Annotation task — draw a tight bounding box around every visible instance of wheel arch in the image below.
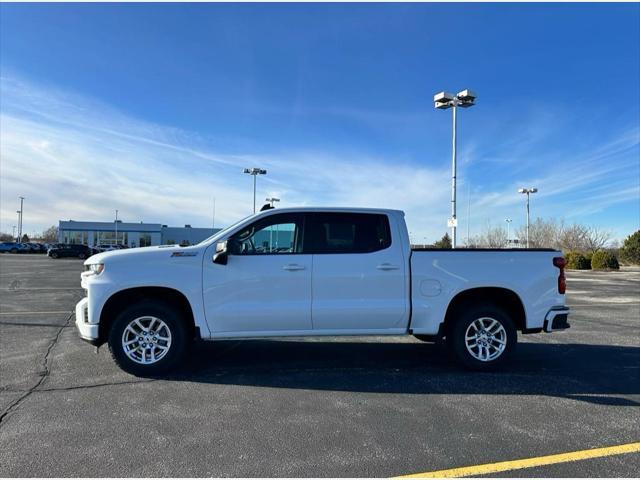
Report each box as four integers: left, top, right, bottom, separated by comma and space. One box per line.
99, 286, 197, 343
442, 286, 527, 334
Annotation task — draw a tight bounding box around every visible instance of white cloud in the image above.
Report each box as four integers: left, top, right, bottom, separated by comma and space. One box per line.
0, 76, 453, 240
1, 75, 638, 243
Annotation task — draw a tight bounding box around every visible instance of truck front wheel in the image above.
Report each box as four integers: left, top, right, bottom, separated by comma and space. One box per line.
449, 304, 517, 370
108, 301, 189, 376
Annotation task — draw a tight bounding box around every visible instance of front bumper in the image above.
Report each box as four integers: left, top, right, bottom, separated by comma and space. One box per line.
543, 306, 571, 332
75, 297, 100, 345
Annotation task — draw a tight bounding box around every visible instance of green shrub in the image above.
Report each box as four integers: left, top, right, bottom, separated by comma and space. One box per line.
591, 250, 620, 270
584, 251, 594, 265
620, 230, 640, 265
565, 251, 591, 270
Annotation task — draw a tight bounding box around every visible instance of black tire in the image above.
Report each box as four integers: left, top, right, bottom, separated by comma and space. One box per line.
10, 248, 17, 254
50, 252, 58, 259
78, 252, 87, 259
448, 303, 517, 370
108, 300, 189, 376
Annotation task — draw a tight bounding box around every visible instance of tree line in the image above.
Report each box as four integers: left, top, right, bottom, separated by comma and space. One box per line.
467, 218, 614, 252
0, 226, 58, 243
423, 219, 639, 266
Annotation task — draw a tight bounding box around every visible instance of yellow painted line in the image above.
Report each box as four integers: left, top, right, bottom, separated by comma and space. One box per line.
396, 441, 640, 478
0, 311, 70, 315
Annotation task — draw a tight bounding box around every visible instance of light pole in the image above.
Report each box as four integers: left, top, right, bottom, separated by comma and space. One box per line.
115, 209, 119, 246
12, 225, 16, 240
505, 218, 512, 246
243, 167, 267, 213
18, 196, 24, 240
434, 89, 476, 248
518, 188, 538, 248
16, 211, 21, 241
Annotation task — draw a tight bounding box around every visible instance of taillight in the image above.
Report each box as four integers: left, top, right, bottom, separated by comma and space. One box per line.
553, 256, 566, 294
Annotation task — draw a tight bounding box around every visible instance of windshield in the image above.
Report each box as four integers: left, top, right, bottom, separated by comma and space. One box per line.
196, 213, 256, 246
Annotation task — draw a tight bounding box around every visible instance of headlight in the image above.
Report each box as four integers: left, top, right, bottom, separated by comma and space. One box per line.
86, 263, 104, 275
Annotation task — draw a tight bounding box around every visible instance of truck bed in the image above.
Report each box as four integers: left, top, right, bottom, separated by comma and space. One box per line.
408, 248, 564, 335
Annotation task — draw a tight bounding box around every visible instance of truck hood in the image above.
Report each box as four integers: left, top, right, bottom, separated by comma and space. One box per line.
85, 245, 203, 265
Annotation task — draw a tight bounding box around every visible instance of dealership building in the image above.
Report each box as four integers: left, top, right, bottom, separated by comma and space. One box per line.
58, 220, 220, 248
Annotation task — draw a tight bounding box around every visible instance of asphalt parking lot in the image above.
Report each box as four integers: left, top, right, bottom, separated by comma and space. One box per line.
0, 254, 638, 477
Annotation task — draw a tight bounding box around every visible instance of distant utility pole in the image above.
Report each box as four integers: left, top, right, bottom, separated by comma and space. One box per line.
518, 188, 538, 248
243, 167, 267, 213
505, 218, 512, 246
433, 89, 477, 248
115, 209, 119, 245
12, 226, 16, 239
212, 197, 216, 229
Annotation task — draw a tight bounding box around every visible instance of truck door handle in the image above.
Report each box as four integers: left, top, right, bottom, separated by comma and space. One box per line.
377, 263, 400, 271
283, 264, 305, 271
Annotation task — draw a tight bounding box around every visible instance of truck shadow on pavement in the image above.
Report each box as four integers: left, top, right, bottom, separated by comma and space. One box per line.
167, 339, 640, 407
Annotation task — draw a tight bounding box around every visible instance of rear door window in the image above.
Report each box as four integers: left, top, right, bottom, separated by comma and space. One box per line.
303, 213, 391, 254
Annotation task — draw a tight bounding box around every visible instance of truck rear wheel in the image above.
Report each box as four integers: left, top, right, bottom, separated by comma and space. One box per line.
449, 304, 516, 370
108, 300, 189, 376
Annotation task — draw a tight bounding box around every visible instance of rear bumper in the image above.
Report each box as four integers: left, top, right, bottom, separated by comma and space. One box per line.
543, 306, 570, 332
75, 297, 100, 344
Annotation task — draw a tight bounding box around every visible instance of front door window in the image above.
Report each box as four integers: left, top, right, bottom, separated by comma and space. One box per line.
230, 213, 302, 255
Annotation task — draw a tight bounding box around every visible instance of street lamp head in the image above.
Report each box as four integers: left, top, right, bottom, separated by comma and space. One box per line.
434, 90, 476, 109
434, 91, 454, 103
456, 89, 476, 108
434, 91, 454, 110
530, 188, 538, 193
243, 167, 267, 175
456, 89, 476, 103
518, 187, 538, 194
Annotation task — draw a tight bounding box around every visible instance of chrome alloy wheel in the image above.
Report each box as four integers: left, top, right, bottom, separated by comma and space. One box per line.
464, 317, 507, 362
121, 316, 172, 365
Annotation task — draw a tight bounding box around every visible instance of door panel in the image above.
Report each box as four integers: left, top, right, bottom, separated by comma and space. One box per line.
202, 213, 312, 334
203, 254, 312, 333
311, 251, 407, 330
304, 213, 408, 330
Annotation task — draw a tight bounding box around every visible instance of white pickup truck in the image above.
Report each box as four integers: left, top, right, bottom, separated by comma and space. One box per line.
76, 207, 570, 375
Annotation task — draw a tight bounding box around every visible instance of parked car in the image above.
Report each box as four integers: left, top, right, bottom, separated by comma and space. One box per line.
25, 242, 46, 253
76, 207, 570, 376
48, 244, 94, 259
0, 242, 28, 254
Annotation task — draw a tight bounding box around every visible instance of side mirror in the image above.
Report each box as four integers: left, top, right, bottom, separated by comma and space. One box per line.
213, 241, 228, 265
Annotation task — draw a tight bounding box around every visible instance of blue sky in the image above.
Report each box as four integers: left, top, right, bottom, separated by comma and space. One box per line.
1, 3, 639, 243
